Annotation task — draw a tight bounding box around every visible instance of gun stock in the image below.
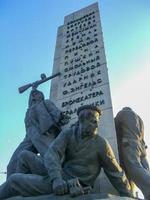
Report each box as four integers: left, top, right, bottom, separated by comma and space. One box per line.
18, 83, 32, 94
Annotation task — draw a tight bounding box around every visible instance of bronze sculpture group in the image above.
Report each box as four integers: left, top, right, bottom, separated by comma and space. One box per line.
0, 85, 150, 200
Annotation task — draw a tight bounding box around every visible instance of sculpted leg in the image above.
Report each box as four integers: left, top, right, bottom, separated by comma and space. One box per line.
123, 144, 150, 199
7, 139, 37, 178
0, 173, 52, 199
16, 150, 47, 175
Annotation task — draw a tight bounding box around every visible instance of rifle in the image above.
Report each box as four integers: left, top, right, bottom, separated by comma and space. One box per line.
18, 72, 60, 94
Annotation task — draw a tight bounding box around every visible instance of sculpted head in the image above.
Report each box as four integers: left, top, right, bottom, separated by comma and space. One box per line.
77, 105, 101, 137
28, 89, 44, 107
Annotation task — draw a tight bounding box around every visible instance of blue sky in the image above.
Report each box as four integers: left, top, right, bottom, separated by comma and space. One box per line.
0, 0, 150, 187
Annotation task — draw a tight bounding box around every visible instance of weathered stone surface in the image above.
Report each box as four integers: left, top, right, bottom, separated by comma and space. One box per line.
6, 193, 135, 200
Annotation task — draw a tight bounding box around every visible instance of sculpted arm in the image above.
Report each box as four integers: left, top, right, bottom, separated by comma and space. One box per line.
44, 129, 70, 195
44, 100, 70, 125
44, 100, 62, 123
99, 138, 132, 197
44, 129, 70, 181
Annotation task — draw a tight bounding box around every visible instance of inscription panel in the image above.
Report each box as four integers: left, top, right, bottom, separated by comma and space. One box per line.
58, 64, 109, 98
57, 84, 111, 116
60, 47, 106, 73
62, 29, 103, 50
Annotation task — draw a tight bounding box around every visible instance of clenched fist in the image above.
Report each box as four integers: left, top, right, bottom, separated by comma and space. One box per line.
52, 178, 68, 195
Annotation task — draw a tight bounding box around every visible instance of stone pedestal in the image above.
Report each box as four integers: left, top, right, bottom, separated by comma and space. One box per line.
6, 194, 135, 200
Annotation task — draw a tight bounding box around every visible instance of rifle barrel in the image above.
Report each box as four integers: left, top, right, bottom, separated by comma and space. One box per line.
37, 72, 61, 85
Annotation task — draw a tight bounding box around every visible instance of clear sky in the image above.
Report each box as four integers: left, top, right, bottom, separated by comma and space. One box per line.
0, 0, 150, 191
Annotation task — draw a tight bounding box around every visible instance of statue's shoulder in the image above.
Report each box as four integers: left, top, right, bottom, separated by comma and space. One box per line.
97, 136, 115, 157
59, 126, 74, 139
97, 135, 106, 142
96, 135, 108, 148
61, 123, 79, 141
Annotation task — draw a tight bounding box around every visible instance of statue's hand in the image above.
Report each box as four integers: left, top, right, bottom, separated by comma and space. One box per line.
60, 114, 70, 125
52, 178, 68, 195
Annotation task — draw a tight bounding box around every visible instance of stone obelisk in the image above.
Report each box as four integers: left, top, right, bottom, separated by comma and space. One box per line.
50, 2, 118, 194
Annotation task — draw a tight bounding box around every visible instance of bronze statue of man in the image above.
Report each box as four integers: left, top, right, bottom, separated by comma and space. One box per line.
7, 88, 69, 178
115, 107, 150, 199
0, 105, 132, 199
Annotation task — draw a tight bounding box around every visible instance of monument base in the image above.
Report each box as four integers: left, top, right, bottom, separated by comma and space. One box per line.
6, 193, 136, 200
